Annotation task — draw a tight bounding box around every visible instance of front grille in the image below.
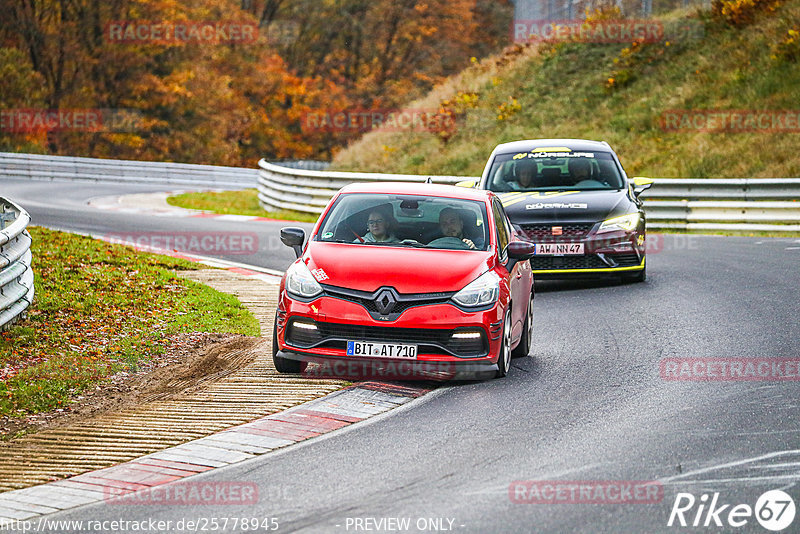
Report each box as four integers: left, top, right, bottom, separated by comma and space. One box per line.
287, 320, 487, 357
520, 223, 594, 241
322, 285, 454, 320
353, 296, 444, 316
531, 255, 609, 270
319, 323, 449, 344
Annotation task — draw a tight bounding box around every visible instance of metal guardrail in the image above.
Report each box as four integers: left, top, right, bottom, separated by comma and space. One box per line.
641, 178, 800, 232
257, 161, 800, 232
0, 198, 34, 331
3, 153, 797, 231
257, 160, 464, 214
1, 152, 257, 188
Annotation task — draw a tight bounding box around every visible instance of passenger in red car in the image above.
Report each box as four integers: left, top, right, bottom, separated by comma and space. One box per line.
356, 209, 400, 243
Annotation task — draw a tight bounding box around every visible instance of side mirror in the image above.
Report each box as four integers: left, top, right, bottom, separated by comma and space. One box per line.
455, 180, 477, 188
281, 227, 306, 258
507, 240, 535, 260
504, 240, 535, 272
631, 177, 654, 197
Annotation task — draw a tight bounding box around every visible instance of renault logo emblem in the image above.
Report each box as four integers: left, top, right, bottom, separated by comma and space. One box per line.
374, 288, 397, 315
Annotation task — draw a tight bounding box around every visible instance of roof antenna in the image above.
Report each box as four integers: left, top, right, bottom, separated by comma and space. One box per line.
425, 177, 433, 184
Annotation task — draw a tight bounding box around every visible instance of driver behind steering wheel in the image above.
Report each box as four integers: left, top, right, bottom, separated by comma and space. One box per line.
437, 208, 477, 250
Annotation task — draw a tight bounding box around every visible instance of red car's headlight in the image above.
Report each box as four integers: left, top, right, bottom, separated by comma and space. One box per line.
452, 271, 500, 308
285, 261, 323, 298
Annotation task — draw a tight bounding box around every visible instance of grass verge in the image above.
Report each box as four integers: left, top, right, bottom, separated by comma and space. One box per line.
167, 189, 319, 223
0, 227, 260, 418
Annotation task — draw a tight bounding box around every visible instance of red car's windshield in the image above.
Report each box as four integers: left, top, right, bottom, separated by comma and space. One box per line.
316, 193, 490, 251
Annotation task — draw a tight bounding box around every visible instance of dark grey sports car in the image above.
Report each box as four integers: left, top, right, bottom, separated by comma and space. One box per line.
467, 139, 652, 282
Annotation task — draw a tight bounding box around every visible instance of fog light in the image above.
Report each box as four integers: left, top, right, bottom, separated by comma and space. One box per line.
452, 332, 482, 339
448, 329, 486, 356
610, 242, 635, 251
287, 319, 321, 347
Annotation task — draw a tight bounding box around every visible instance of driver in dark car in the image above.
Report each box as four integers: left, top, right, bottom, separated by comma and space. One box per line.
438, 207, 476, 249
510, 159, 536, 190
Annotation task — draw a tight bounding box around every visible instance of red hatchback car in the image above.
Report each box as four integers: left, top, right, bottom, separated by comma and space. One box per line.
273, 183, 534, 380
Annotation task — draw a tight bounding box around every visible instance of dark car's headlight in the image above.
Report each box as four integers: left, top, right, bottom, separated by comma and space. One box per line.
597, 213, 640, 233
452, 271, 500, 308
285, 261, 322, 298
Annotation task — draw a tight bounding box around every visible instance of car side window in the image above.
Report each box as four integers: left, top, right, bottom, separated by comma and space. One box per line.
492, 199, 509, 261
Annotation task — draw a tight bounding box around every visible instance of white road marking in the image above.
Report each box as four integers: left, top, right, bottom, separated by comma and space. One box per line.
660, 474, 800, 486
750, 461, 800, 469
215, 214, 258, 222
660, 449, 800, 482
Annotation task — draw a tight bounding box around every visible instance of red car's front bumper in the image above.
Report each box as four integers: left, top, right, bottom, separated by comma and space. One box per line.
276, 293, 506, 381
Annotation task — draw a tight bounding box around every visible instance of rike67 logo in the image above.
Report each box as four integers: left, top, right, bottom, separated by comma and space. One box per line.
668, 490, 796, 531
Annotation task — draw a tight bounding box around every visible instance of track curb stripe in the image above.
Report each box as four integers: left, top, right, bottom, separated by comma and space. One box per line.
0, 382, 428, 522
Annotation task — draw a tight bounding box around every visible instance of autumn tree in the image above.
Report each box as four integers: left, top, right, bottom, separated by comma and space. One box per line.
0, 0, 512, 163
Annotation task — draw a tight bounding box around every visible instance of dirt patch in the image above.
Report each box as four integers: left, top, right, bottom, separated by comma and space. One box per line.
0, 333, 263, 442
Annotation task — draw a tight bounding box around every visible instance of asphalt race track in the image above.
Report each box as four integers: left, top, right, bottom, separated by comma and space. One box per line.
2, 179, 306, 272
3, 178, 800, 533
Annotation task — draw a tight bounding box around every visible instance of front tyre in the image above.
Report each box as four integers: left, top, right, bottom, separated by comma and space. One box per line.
496, 309, 513, 378
511, 295, 533, 359
272, 312, 306, 374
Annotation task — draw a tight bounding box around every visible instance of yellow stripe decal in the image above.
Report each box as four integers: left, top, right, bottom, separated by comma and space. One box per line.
532, 258, 645, 274
499, 192, 526, 200
502, 196, 530, 207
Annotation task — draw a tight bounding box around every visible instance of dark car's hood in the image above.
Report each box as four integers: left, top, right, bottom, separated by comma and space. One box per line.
304, 241, 493, 293
499, 189, 631, 225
